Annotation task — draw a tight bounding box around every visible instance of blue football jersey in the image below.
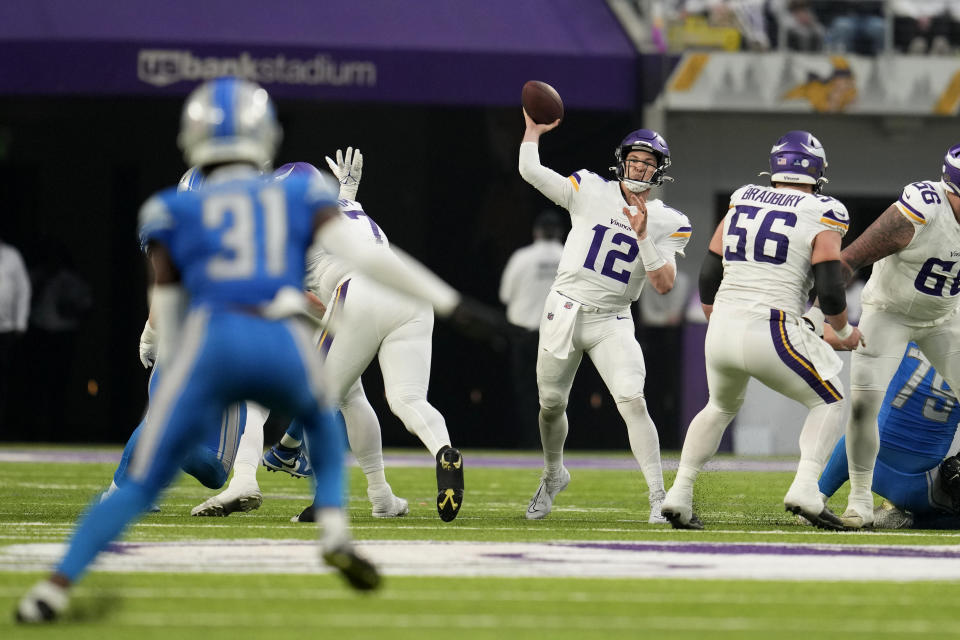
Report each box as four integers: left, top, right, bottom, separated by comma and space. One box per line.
879, 342, 960, 458
138, 168, 339, 308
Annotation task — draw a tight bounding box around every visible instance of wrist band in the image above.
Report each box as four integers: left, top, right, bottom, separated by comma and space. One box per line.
835, 323, 854, 340
637, 235, 667, 272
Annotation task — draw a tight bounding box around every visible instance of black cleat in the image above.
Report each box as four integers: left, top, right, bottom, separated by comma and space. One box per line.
290, 504, 315, 523
939, 455, 960, 512
785, 504, 845, 531
322, 545, 381, 591
436, 446, 464, 522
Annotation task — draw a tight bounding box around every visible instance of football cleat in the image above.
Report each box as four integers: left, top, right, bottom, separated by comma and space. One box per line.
525, 466, 571, 520
321, 544, 381, 591
191, 485, 262, 517
660, 487, 704, 530
839, 504, 875, 530
648, 489, 668, 524
262, 445, 313, 478
436, 446, 465, 522
290, 504, 314, 523
873, 499, 914, 529
15, 580, 69, 624
784, 485, 844, 531
939, 454, 960, 512
368, 485, 409, 518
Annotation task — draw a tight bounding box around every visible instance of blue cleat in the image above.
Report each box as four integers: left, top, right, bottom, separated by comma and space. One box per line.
261, 445, 313, 478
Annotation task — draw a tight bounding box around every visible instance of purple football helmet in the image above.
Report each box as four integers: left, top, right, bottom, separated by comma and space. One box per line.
768, 130, 828, 192
941, 143, 960, 197
274, 161, 323, 181
610, 129, 672, 191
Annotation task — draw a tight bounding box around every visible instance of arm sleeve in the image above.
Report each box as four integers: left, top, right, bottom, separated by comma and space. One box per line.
813, 260, 847, 316
315, 215, 460, 316
698, 250, 724, 305
518, 142, 575, 210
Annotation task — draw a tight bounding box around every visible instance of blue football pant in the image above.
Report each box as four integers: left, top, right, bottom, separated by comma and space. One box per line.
57, 310, 345, 582
819, 435, 943, 514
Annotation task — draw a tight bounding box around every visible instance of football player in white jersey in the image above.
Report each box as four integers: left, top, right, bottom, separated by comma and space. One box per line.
518, 111, 691, 523
267, 155, 465, 523
661, 131, 864, 530
836, 143, 960, 529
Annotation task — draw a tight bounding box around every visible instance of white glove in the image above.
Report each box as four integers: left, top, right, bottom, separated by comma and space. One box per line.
324, 146, 363, 200
801, 306, 825, 338
139, 319, 157, 368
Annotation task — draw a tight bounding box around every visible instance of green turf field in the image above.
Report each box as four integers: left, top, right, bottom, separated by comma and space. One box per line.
1, 447, 959, 638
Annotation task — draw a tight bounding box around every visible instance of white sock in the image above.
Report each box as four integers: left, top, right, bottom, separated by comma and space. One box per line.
846, 388, 883, 499
538, 407, 568, 476
280, 433, 302, 449
228, 402, 266, 490
341, 386, 389, 489
794, 401, 846, 487
618, 396, 664, 495
672, 401, 737, 495
317, 507, 350, 551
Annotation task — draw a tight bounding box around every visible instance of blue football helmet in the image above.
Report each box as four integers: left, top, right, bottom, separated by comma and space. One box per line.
177, 166, 206, 192
610, 129, 672, 192
177, 76, 282, 170
941, 143, 960, 197
767, 130, 828, 192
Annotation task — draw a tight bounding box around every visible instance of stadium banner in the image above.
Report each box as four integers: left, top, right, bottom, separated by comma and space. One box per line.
665, 52, 960, 116
0, 0, 637, 110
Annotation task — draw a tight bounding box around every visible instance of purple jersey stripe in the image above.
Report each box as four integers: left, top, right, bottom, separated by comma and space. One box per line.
317, 279, 351, 358
897, 196, 926, 221
571, 172, 582, 184
768, 309, 842, 404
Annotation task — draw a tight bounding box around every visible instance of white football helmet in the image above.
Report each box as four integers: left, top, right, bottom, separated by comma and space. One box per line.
177, 76, 282, 170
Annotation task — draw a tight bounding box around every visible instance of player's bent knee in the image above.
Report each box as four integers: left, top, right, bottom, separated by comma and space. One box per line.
181, 450, 228, 490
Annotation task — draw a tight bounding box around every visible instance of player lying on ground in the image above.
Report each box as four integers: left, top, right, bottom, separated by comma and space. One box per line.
817, 342, 960, 529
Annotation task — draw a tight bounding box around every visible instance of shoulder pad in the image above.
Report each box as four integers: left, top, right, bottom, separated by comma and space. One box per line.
897, 181, 943, 226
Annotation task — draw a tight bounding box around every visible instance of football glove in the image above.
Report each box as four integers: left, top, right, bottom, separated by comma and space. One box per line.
139, 319, 157, 368
325, 146, 363, 201
447, 296, 522, 352
801, 306, 825, 338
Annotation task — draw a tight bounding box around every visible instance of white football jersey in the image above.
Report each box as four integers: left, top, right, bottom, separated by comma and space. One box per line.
714, 184, 850, 317
550, 170, 691, 310
305, 199, 390, 302
861, 180, 960, 322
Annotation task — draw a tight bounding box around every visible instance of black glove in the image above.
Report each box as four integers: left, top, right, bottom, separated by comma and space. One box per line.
447, 296, 519, 350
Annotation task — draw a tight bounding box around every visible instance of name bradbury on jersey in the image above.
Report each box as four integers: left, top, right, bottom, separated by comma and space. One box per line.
740, 187, 806, 208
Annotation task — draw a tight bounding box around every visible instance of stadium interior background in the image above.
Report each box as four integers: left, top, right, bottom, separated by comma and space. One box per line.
2, 0, 959, 453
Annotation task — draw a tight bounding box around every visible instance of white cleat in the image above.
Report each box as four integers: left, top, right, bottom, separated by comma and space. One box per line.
840, 502, 875, 529
367, 485, 409, 518
191, 484, 263, 517
660, 487, 703, 530
525, 466, 571, 520
648, 489, 668, 524
15, 580, 69, 623
872, 499, 914, 529
784, 485, 844, 531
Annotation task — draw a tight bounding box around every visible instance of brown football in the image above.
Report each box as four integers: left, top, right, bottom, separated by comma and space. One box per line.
522, 80, 564, 125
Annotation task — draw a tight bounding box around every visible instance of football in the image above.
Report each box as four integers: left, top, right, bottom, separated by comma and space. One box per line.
521, 80, 564, 125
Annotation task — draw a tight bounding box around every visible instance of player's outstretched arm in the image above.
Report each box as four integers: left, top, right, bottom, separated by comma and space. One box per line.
324, 147, 362, 201
812, 230, 863, 351
697, 221, 726, 321
840, 202, 915, 282
313, 209, 509, 340
147, 245, 188, 367
518, 109, 573, 209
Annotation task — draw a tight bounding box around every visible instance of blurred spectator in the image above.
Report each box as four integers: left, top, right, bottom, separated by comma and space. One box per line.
24, 242, 92, 438
892, 0, 952, 54
0, 236, 30, 428
818, 0, 887, 55
668, 0, 771, 50
499, 210, 564, 447
770, 0, 827, 51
